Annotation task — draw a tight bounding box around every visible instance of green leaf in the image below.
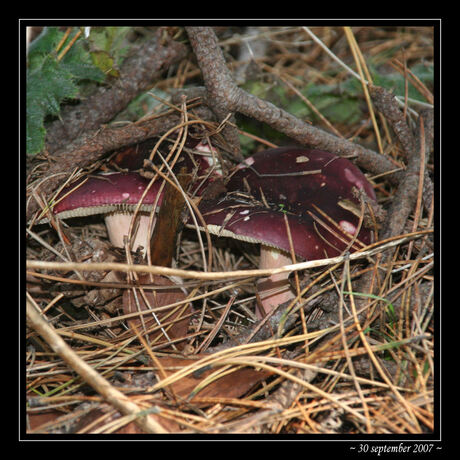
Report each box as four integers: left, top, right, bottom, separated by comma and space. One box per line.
89, 50, 120, 77
60, 42, 106, 82
27, 27, 62, 68
86, 27, 131, 76
26, 27, 106, 155
26, 104, 47, 154
27, 56, 79, 154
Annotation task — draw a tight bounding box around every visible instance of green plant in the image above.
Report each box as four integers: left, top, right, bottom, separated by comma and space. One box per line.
26, 27, 106, 155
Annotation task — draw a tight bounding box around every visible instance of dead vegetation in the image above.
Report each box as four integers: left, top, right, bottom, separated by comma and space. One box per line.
25, 25, 435, 436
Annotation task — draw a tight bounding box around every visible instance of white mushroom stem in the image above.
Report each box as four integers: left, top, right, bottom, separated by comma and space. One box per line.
104, 213, 154, 255
256, 246, 295, 318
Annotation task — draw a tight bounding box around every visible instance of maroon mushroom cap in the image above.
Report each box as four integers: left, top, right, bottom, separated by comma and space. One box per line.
33, 137, 223, 255
111, 136, 215, 170
196, 147, 376, 261
51, 172, 164, 220
229, 147, 376, 214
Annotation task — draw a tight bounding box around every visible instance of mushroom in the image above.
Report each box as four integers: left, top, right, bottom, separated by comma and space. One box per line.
195, 147, 377, 317
47, 172, 164, 254
35, 131, 225, 258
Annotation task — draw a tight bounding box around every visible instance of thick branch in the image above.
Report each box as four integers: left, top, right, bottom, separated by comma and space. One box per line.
185, 27, 401, 183
45, 28, 187, 154
186, 27, 242, 159
349, 91, 434, 317
369, 86, 434, 242
369, 85, 417, 161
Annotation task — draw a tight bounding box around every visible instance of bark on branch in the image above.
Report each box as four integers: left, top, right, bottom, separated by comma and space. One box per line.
185, 26, 401, 183
369, 85, 434, 242
45, 28, 187, 154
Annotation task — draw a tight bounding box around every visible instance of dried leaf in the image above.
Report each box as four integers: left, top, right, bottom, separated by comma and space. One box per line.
155, 355, 272, 401
123, 275, 190, 349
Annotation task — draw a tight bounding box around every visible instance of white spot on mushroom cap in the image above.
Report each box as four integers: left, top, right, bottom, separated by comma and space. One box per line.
344, 168, 365, 191
236, 156, 254, 170
296, 155, 309, 163
240, 209, 250, 215
194, 141, 212, 153
339, 220, 357, 235
122, 192, 130, 200
243, 216, 250, 221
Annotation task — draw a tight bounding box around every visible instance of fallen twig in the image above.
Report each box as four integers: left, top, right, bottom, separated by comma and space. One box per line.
26, 230, 432, 280
45, 28, 187, 154
185, 27, 402, 183
26, 299, 168, 434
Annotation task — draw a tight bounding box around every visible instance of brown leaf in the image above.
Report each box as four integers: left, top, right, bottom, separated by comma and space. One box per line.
123, 275, 191, 349
155, 355, 272, 401
149, 168, 192, 267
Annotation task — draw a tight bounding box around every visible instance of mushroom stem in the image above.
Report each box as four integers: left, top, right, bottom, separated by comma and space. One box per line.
256, 246, 295, 318
104, 213, 154, 255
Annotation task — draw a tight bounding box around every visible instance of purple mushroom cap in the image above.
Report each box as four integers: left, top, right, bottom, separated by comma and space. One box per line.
199, 147, 376, 261
195, 147, 377, 316
45, 172, 165, 253
38, 138, 222, 254
52, 173, 164, 220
